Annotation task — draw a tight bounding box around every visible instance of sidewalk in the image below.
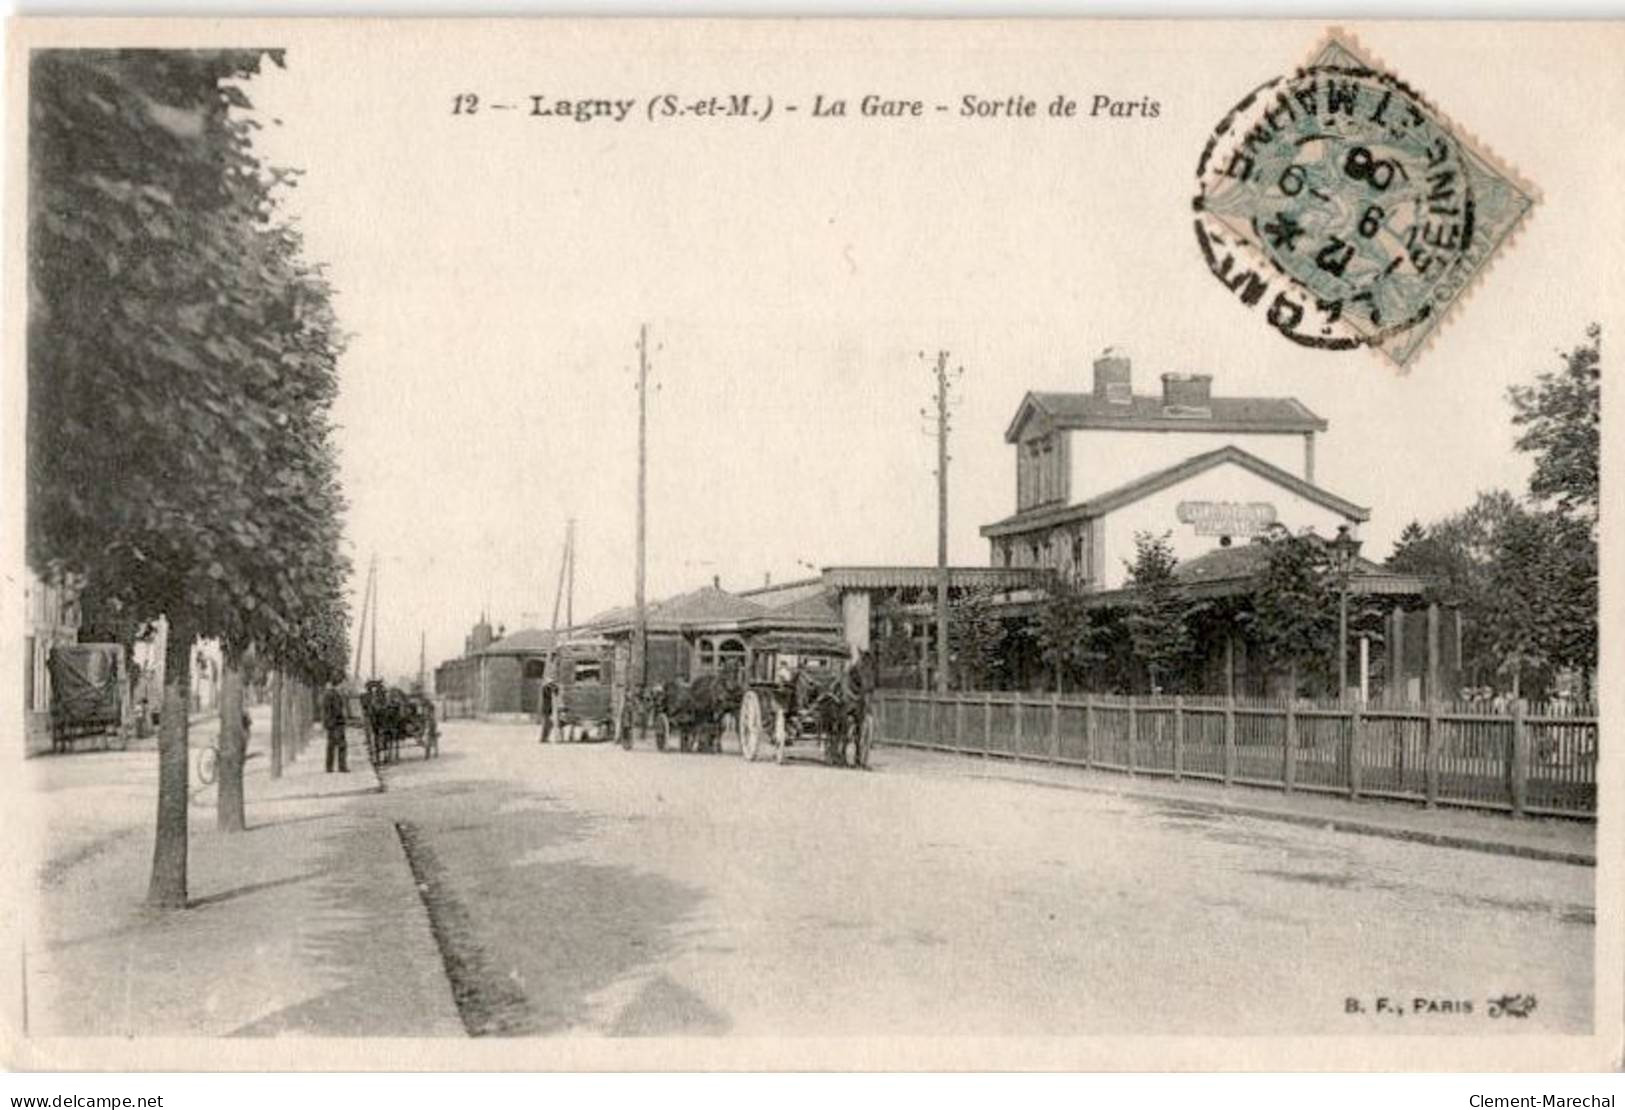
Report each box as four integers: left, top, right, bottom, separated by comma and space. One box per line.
881, 744, 1598, 866
21, 715, 463, 1038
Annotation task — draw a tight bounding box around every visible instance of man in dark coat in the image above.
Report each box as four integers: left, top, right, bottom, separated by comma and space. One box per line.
322, 684, 350, 772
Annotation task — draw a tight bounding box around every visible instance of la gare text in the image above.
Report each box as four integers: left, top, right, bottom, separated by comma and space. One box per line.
450, 92, 1161, 123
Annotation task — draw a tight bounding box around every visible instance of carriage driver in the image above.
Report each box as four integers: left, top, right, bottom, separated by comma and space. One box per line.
321, 684, 350, 773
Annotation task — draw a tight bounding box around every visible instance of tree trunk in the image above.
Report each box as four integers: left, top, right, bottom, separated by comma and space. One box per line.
146, 617, 192, 909
270, 670, 284, 779
217, 651, 247, 832
286, 678, 300, 763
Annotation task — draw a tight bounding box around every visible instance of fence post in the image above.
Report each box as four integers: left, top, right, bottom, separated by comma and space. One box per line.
1173, 696, 1185, 781
1509, 699, 1528, 817
1223, 696, 1236, 785
1050, 692, 1061, 764
1424, 701, 1440, 809
1283, 698, 1297, 792
1349, 701, 1364, 800
1083, 697, 1094, 769
955, 695, 965, 751
982, 691, 992, 759
1127, 696, 1138, 775
902, 694, 912, 745
1013, 697, 1024, 758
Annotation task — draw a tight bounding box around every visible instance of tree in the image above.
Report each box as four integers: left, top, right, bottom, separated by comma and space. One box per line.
1480, 507, 1597, 698
1034, 576, 1106, 693
28, 50, 350, 904
872, 597, 920, 688
948, 585, 1006, 690
1508, 324, 1600, 524
1122, 531, 1203, 694
1244, 526, 1339, 697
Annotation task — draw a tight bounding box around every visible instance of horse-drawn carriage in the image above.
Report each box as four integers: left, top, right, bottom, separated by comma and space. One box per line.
615, 632, 872, 768
542, 637, 615, 742
635, 671, 740, 754
46, 643, 130, 753
736, 633, 874, 768
361, 681, 440, 764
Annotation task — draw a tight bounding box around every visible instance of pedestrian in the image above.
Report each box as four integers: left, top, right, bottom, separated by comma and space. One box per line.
322, 683, 350, 772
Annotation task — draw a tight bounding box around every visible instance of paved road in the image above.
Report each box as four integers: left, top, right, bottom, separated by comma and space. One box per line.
367, 720, 1594, 1037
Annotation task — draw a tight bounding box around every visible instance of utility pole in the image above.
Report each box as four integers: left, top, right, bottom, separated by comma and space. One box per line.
632, 324, 650, 693
369, 561, 379, 681
566, 518, 576, 631
418, 630, 426, 693
933, 351, 951, 694
352, 555, 376, 682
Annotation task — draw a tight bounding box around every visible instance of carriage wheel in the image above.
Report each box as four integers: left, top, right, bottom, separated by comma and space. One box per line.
655, 713, 671, 752
773, 708, 787, 765
739, 691, 764, 762
856, 710, 876, 769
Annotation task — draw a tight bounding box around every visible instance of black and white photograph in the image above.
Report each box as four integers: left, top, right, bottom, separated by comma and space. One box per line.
2, 18, 1619, 1074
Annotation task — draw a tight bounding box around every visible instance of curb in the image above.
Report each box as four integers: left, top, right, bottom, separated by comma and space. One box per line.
886, 747, 1596, 868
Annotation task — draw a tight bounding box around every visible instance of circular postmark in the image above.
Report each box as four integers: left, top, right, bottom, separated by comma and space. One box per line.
1194, 62, 1476, 357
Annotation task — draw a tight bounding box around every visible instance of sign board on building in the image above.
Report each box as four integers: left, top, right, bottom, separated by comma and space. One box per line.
1176, 500, 1277, 536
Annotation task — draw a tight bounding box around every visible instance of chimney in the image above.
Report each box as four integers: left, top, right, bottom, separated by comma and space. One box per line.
1161, 372, 1213, 415
712, 574, 721, 590
1092, 349, 1133, 404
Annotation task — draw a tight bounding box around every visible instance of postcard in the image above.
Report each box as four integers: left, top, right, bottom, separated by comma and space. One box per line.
3, 18, 1619, 1072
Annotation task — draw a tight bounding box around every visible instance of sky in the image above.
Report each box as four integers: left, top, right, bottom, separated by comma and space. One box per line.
230, 21, 1620, 680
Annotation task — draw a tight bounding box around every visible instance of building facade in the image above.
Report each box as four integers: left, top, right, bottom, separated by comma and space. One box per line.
981, 351, 1357, 586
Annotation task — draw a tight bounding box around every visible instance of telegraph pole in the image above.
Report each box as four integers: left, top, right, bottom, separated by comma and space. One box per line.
933, 351, 951, 694
369, 562, 379, 681
566, 517, 576, 631
353, 555, 376, 682
418, 631, 426, 692
632, 325, 650, 693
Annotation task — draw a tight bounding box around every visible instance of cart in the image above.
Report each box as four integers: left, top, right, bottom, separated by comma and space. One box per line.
736, 633, 873, 768
46, 643, 130, 753
543, 637, 615, 742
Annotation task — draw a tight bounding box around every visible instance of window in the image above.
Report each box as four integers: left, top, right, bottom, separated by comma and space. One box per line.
572, 660, 601, 684
523, 659, 547, 680
716, 637, 746, 677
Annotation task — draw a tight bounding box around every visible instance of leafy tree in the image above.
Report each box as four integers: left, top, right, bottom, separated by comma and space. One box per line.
872, 598, 920, 687
1034, 575, 1106, 693
1244, 526, 1339, 697
28, 50, 349, 903
1122, 531, 1203, 694
948, 585, 1006, 690
1480, 507, 1597, 697
1508, 324, 1600, 524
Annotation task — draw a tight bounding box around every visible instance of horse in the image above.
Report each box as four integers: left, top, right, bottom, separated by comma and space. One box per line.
660, 670, 742, 753
788, 652, 873, 768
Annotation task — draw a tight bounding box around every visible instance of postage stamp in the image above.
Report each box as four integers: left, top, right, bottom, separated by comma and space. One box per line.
1193, 30, 1539, 369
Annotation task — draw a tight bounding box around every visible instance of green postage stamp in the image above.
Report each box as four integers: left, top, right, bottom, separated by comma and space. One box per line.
1194, 30, 1538, 369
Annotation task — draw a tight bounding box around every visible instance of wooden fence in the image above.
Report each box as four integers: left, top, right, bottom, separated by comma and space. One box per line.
873, 691, 1597, 819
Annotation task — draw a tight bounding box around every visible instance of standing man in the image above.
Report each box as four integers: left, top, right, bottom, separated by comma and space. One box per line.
322, 684, 350, 773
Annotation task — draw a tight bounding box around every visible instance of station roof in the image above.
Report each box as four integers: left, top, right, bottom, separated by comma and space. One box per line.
1006, 390, 1327, 442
